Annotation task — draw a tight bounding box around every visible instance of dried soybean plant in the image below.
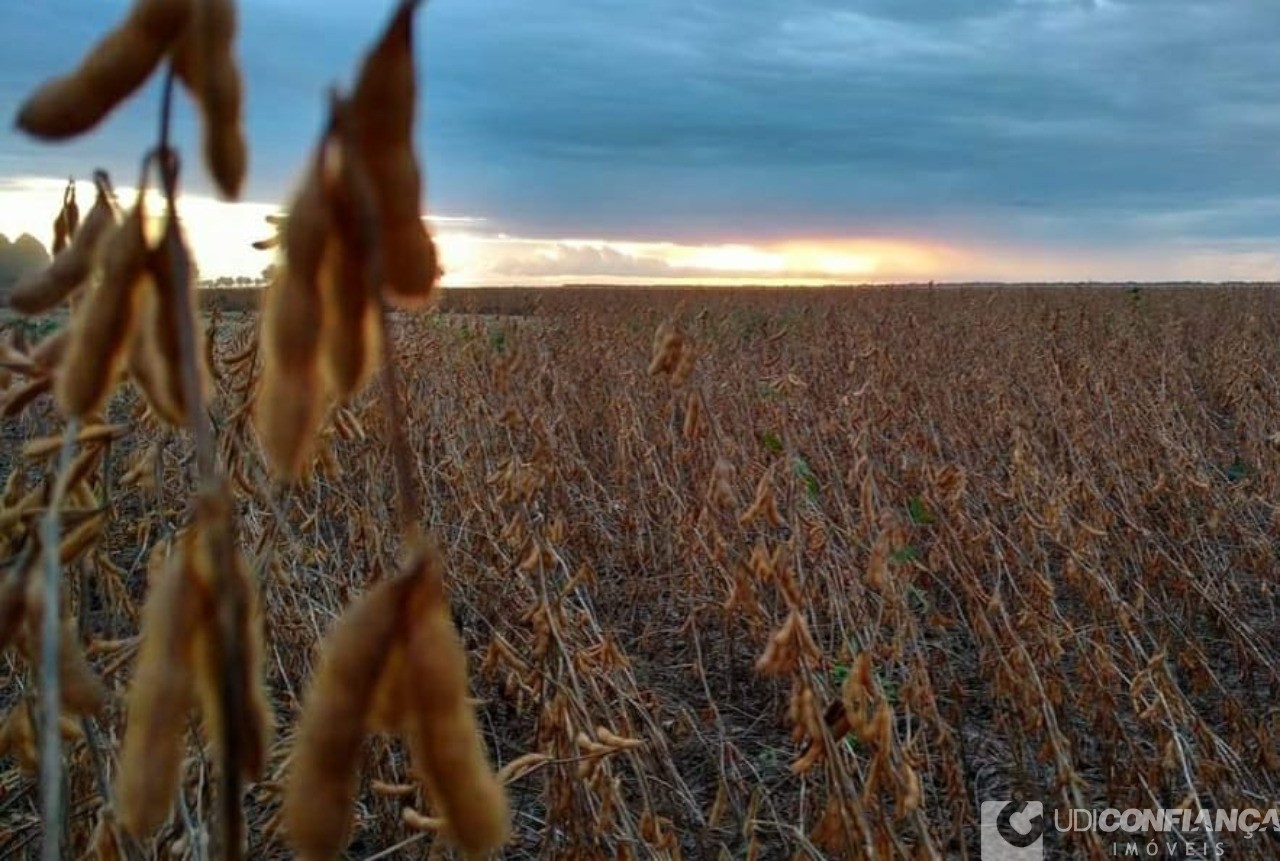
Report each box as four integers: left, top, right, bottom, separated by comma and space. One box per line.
3, 0, 508, 859
283, 530, 509, 860
12, 3, 1279, 861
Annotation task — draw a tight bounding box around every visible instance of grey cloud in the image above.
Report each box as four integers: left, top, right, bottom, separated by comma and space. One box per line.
479, 242, 861, 283
418, 0, 1280, 247
3, 0, 1280, 261
484, 244, 677, 279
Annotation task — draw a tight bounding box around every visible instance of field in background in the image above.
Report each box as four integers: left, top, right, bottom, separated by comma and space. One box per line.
193, 280, 1280, 317
3, 284, 1279, 859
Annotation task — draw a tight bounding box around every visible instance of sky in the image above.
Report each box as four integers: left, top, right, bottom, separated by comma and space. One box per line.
3, 0, 1280, 284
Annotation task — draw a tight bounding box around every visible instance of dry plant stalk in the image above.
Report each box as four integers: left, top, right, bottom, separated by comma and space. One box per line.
0, 701, 83, 776
54, 195, 149, 418
317, 99, 384, 401
15, 0, 247, 200
284, 533, 509, 860
254, 89, 389, 483
132, 193, 213, 427
5, 554, 108, 718
52, 180, 79, 254
349, 0, 440, 308
22, 423, 129, 459
254, 152, 329, 480
648, 320, 684, 377
397, 534, 510, 856
14, 0, 191, 139
6, 175, 116, 315
4, 0, 474, 858
115, 534, 201, 837
127, 278, 185, 425
172, 0, 247, 198
188, 481, 274, 784
282, 567, 416, 859
115, 482, 272, 839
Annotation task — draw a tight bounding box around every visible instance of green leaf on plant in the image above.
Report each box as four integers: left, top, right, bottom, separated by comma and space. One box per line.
1226, 457, 1249, 483
792, 456, 820, 500
908, 495, 933, 525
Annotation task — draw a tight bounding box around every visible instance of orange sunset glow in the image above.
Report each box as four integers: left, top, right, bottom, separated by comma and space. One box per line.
3, 175, 1275, 287
0, 175, 967, 286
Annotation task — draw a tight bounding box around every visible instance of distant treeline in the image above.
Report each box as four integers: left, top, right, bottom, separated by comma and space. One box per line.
0, 233, 51, 293
198, 284, 865, 316
188, 280, 1280, 318
195, 283, 972, 316
199, 285, 555, 315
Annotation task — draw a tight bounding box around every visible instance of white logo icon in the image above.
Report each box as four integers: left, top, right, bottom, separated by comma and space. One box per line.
981, 800, 1044, 860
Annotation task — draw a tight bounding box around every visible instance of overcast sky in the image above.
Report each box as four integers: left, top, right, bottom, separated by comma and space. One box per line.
3, 0, 1280, 283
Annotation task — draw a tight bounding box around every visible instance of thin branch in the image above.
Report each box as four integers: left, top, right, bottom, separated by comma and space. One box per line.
157, 62, 177, 155
157, 155, 217, 482
40, 417, 80, 861
378, 299, 422, 535
79, 717, 148, 861
153, 57, 243, 861
327, 87, 422, 537
357, 832, 429, 861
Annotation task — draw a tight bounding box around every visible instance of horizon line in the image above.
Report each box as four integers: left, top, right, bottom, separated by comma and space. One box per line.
194, 279, 1280, 290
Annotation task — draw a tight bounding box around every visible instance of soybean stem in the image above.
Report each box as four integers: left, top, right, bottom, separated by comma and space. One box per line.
378, 298, 421, 536
155, 56, 243, 861
157, 62, 176, 155
40, 417, 80, 861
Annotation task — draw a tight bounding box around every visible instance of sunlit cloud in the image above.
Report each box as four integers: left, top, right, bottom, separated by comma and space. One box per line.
0, 176, 965, 285
669, 245, 786, 274
0, 176, 280, 281
438, 234, 973, 286
0, 176, 482, 282
2, 175, 1278, 288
